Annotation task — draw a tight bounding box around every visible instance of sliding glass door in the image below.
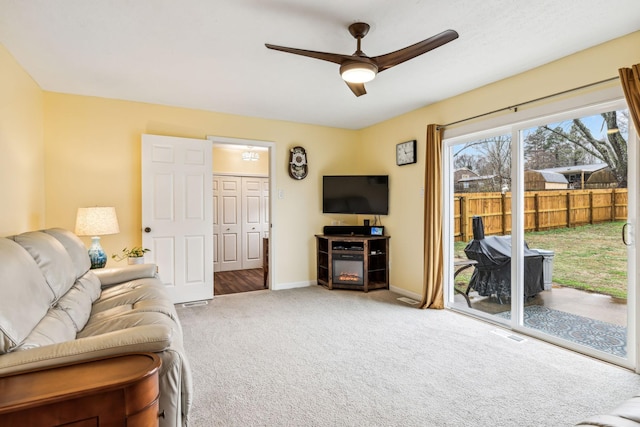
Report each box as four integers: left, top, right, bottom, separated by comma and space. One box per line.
448, 129, 514, 323
515, 104, 635, 365
445, 97, 636, 368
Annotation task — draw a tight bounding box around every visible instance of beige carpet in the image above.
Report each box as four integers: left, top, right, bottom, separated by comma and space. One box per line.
176, 286, 640, 426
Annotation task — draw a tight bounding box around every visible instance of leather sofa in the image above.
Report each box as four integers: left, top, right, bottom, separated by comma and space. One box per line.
577, 395, 640, 426
0, 228, 192, 427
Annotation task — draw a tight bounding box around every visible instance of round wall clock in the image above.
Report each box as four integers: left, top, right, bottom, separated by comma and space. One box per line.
289, 146, 308, 180
396, 140, 417, 166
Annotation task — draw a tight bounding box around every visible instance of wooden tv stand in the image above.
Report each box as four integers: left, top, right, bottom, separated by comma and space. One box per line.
316, 234, 389, 292
0, 353, 161, 426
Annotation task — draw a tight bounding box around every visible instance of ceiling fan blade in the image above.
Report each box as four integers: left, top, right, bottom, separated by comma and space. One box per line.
373, 29, 459, 72
346, 81, 367, 97
265, 44, 351, 65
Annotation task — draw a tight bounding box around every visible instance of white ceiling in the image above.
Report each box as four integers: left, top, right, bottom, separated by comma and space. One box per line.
1, 1, 639, 130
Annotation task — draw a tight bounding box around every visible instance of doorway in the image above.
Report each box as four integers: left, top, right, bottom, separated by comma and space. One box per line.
444, 94, 637, 368
208, 137, 273, 296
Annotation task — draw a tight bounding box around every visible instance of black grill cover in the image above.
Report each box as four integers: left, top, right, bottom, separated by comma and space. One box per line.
464, 217, 544, 302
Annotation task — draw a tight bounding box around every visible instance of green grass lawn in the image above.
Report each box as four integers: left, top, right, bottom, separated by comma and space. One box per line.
453, 221, 628, 299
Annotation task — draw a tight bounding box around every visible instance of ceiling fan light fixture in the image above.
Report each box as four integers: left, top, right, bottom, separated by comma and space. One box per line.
340, 61, 377, 83
266, 23, 458, 96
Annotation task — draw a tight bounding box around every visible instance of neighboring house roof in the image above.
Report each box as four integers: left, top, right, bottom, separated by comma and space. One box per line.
454, 167, 477, 175
532, 171, 569, 184
537, 163, 608, 174
458, 174, 496, 183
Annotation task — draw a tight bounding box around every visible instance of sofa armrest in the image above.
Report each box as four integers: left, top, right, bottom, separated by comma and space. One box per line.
93, 264, 158, 288
576, 415, 640, 426
0, 324, 172, 376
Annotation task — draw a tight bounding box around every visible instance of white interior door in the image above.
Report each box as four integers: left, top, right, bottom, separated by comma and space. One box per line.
242, 177, 264, 269
213, 175, 269, 271
142, 134, 213, 303
261, 177, 270, 239
218, 176, 242, 271
212, 176, 221, 272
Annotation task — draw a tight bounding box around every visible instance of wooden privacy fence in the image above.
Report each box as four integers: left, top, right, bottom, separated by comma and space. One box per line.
453, 189, 628, 242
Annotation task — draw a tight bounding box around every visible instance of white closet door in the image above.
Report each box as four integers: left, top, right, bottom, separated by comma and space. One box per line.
218, 176, 242, 271
242, 177, 264, 269
213, 175, 269, 271
213, 176, 221, 272
261, 177, 270, 239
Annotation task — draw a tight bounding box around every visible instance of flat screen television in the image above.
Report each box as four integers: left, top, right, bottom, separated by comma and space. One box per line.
323, 175, 389, 215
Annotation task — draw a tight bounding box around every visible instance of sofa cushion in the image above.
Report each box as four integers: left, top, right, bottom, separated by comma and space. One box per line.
15, 307, 77, 351
77, 271, 102, 302
12, 231, 76, 301
95, 279, 168, 304
44, 228, 91, 279
0, 238, 54, 354
78, 311, 179, 339
56, 272, 102, 332
92, 281, 177, 320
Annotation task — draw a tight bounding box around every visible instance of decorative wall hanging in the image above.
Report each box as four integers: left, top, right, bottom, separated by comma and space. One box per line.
289, 146, 308, 180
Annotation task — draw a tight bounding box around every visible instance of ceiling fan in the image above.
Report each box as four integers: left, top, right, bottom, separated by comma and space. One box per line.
265, 23, 458, 97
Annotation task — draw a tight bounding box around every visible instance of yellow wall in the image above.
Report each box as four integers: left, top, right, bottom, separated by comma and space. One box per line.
42, 93, 357, 286
359, 31, 640, 297
0, 44, 45, 235
2, 31, 639, 295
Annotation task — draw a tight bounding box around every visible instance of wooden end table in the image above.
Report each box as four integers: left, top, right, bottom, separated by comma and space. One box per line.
0, 352, 161, 426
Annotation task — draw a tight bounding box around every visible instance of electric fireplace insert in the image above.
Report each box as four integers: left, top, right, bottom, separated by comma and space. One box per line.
332, 253, 364, 286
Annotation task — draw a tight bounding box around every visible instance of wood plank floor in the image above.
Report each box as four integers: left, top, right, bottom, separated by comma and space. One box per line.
214, 268, 266, 295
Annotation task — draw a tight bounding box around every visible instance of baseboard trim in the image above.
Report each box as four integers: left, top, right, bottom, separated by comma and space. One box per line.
389, 285, 422, 302
272, 281, 422, 302
272, 280, 314, 291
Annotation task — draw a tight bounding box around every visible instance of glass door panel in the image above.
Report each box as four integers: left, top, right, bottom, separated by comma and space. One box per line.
449, 133, 514, 321
517, 108, 632, 362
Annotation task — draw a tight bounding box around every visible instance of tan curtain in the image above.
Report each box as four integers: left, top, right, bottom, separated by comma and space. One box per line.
619, 64, 640, 133
420, 124, 444, 309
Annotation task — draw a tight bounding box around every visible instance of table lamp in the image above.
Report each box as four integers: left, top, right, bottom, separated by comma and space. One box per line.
75, 207, 120, 269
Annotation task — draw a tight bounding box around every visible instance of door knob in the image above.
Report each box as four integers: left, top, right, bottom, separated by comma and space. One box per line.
144, 227, 151, 233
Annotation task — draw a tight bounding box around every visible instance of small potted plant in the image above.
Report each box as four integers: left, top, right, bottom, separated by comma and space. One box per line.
112, 247, 150, 265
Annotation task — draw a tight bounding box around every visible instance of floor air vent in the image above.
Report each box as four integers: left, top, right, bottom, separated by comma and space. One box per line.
182, 301, 208, 308
491, 329, 527, 343
397, 297, 419, 305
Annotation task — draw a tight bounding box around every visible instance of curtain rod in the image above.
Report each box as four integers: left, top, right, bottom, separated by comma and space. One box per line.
437, 76, 620, 130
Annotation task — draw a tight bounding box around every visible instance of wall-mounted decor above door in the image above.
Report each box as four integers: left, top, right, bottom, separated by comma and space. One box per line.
289, 146, 308, 180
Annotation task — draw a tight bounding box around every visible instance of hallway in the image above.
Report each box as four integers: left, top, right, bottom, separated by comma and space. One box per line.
214, 268, 265, 295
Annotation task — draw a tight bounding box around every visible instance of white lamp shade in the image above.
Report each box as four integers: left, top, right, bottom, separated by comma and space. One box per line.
75, 207, 120, 236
